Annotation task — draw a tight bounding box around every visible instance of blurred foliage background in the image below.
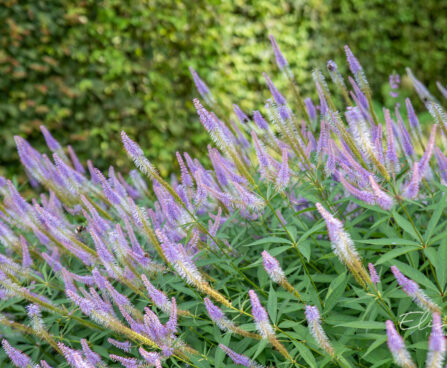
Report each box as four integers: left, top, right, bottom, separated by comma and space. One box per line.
1, 0, 446, 178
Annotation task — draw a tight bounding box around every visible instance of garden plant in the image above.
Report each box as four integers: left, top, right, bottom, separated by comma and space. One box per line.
1, 36, 447, 367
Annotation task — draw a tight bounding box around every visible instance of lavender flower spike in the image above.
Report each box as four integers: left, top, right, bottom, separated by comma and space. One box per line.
425, 313, 446, 368
248, 290, 273, 338
344, 45, 368, 88
189, 66, 214, 105
402, 162, 420, 200
219, 344, 263, 368
269, 34, 288, 70
391, 266, 440, 313
418, 124, 437, 178
121, 131, 157, 177
316, 203, 370, 286
262, 251, 285, 283
263, 73, 286, 106
275, 148, 289, 192
368, 263, 380, 284
386, 320, 416, 368
2, 339, 32, 367
369, 176, 394, 210
305, 305, 335, 357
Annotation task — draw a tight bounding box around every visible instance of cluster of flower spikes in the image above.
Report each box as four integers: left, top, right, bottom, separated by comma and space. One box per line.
0, 32, 446, 368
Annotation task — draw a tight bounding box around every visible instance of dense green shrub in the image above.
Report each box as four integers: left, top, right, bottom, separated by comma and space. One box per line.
1, 0, 446, 178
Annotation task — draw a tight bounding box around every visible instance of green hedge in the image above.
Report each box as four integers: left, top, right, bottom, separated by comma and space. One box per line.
1, 0, 446, 177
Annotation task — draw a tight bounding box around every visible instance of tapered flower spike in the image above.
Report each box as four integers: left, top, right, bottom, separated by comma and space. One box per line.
425, 313, 446, 368
108, 338, 132, 352
316, 203, 370, 286
110, 354, 138, 368
305, 305, 335, 357
219, 344, 263, 368
391, 266, 440, 313
368, 263, 380, 284
263, 73, 286, 106
437, 82, 447, 99
385, 320, 416, 368
261, 251, 285, 283
368, 176, 394, 210
304, 97, 317, 123
405, 98, 422, 134
248, 290, 273, 338
403, 162, 420, 199
344, 45, 368, 88
418, 124, 437, 177
189, 66, 214, 105
275, 148, 289, 192
269, 34, 288, 71
121, 131, 157, 177
2, 339, 32, 367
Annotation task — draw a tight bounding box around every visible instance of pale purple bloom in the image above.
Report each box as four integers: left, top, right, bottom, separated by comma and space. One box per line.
19, 235, 32, 268
384, 109, 400, 172
391, 266, 440, 313
262, 251, 285, 283
67, 145, 85, 174
176, 152, 193, 187
204, 297, 224, 322
189, 67, 213, 103
252, 111, 269, 130
139, 347, 162, 367
418, 124, 437, 177
405, 98, 421, 133
141, 274, 171, 313
248, 290, 273, 337
81, 339, 102, 366
426, 313, 446, 368
305, 305, 334, 356
338, 174, 375, 205
386, 320, 416, 368
344, 45, 368, 88
369, 176, 393, 210
396, 107, 414, 157
389, 73, 400, 98
263, 73, 286, 106
121, 131, 156, 177
233, 104, 250, 123
275, 148, 289, 192
436, 81, 447, 99
435, 147, 447, 183
368, 263, 380, 284
40, 125, 62, 152
403, 162, 420, 199
219, 344, 262, 368
304, 97, 317, 122
108, 338, 131, 352
110, 354, 138, 368
269, 34, 288, 69
2, 339, 32, 367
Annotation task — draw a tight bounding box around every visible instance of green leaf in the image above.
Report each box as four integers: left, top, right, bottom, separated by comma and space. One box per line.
424, 193, 447, 243
267, 284, 278, 323
292, 342, 317, 368
376, 245, 420, 264
335, 320, 385, 329
324, 272, 347, 313
437, 239, 447, 290
392, 211, 421, 242
242, 237, 292, 247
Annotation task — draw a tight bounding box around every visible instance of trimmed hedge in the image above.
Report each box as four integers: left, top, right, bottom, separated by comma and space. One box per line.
1, 0, 446, 177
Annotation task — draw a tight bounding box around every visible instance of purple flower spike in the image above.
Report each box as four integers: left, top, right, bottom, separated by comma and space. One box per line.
425, 313, 446, 368
403, 162, 420, 199
219, 344, 255, 367
391, 266, 419, 296
418, 124, 437, 178
189, 66, 213, 104
110, 354, 138, 368
261, 251, 285, 283
305, 305, 335, 356
108, 338, 131, 352
263, 73, 286, 106
81, 339, 102, 366
275, 148, 289, 192
385, 320, 415, 368
252, 111, 269, 130
368, 176, 393, 210
269, 34, 288, 70
248, 290, 273, 338
344, 45, 362, 76
2, 339, 32, 367
304, 98, 317, 122
368, 263, 380, 284
121, 131, 156, 177
305, 305, 320, 322
405, 98, 421, 133
233, 104, 250, 123
204, 297, 224, 322
141, 274, 171, 313
40, 125, 61, 152
248, 290, 268, 323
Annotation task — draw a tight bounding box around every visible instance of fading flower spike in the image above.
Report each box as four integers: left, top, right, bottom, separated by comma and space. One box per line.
368, 263, 380, 284
261, 251, 285, 283
219, 344, 263, 368
425, 313, 446, 368
391, 266, 440, 313
248, 290, 273, 338
121, 131, 157, 178
305, 305, 335, 357
386, 320, 416, 368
